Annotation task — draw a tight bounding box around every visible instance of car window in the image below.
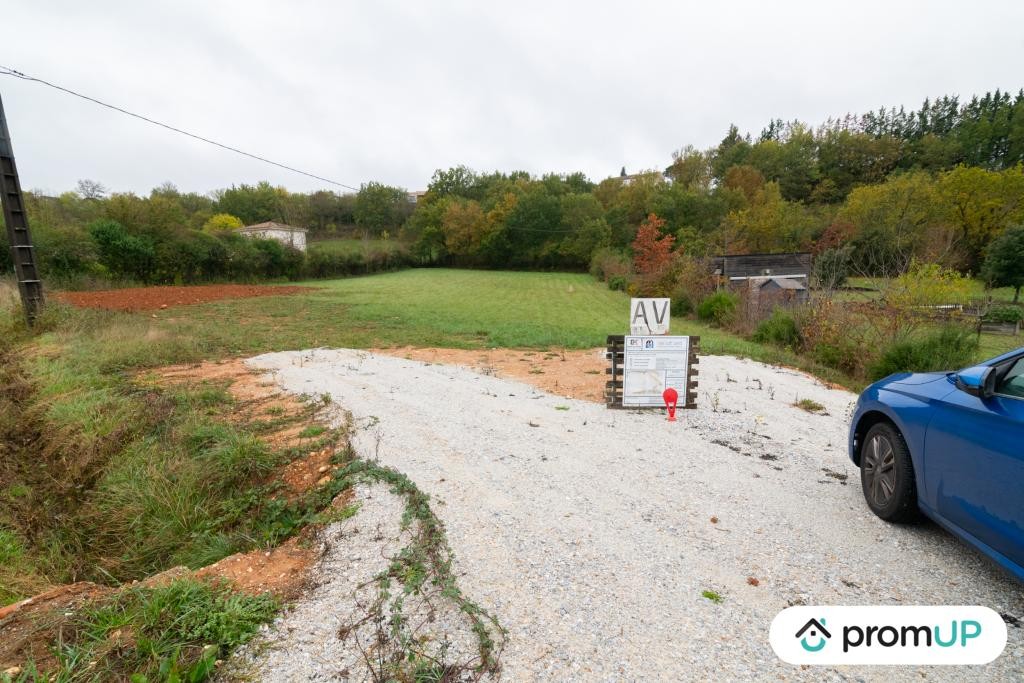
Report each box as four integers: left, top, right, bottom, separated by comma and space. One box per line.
997, 357, 1024, 399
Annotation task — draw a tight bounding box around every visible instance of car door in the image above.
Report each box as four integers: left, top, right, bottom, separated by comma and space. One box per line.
923, 354, 1024, 568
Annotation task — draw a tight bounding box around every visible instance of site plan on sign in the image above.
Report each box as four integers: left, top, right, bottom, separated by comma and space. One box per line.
622, 335, 691, 407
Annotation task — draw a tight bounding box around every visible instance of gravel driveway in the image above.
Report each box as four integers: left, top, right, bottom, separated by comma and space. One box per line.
243, 348, 1023, 681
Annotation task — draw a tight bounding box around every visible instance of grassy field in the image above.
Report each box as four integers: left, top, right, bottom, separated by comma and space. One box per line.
158, 270, 801, 361
307, 236, 408, 255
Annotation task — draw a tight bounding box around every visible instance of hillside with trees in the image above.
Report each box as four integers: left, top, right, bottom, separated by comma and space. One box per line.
2, 88, 1023, 288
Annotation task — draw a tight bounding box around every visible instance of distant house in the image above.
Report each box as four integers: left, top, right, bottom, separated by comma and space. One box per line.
239, 221, 308, 252
407, 190, 427, 204
710, 253, 813, 288
752, 276, 809, 305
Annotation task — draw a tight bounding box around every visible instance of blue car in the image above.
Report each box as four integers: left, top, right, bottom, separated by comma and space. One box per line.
848, 347, 1024, 582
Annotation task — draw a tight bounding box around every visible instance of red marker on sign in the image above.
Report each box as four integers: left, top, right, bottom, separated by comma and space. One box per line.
663, 388, 678, 422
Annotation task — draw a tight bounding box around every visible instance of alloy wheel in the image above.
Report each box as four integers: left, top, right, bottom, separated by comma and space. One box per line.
863, 434, 896, 507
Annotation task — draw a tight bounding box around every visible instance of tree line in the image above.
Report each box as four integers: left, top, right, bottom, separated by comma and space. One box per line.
1, 87, 1022, 287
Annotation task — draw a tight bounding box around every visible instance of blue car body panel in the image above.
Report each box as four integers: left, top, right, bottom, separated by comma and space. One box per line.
849, 348, 1024, 583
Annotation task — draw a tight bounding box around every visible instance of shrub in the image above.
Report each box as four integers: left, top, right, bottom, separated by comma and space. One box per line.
868, 326, 979, 381
671, 256, 716, 309
670, 296, 693, 317
589, 247, 632, 282
697, 291, 739, 326
983, 305, 1024, 324
89, 219, 156, 283
752, 309, 801, 347
607, 275, 627, 291
36, 224, 99, 281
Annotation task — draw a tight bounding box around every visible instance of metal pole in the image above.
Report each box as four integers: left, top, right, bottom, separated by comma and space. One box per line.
0, 92, 44, 325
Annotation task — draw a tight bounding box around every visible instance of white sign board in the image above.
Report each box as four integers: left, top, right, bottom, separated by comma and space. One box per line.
629, 298, 671, 335
622, 335, 691, 407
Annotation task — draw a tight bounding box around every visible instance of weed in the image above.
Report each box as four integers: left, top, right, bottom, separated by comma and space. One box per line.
701, 590, 724, 604
298, 425, 327, 439
554, 405, 570, 411
794, 398, 825, 413
333, 459, 505, 680
53, 578, 277, 681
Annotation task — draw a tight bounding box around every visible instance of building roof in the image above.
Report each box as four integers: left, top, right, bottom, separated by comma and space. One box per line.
758, 277, 807, 290
711, 252, 812, 279
239, 221, 307, 233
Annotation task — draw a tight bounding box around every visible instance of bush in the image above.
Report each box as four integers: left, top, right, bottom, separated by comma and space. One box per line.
89, 219, 156, 283
670, 256, 716, 315
670, 296, 693, 317
697, 291, 739, 326
752, 309, 801, 347
607, 275, 627, 291
983, 305, 1024, 324
868, 326, 979, 381
589, 247, 632, 282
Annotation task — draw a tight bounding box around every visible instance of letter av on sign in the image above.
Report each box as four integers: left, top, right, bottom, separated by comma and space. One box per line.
630, 298, 670, 335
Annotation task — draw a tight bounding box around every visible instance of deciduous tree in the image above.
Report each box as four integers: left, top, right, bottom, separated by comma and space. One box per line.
982, 224, 1024, 302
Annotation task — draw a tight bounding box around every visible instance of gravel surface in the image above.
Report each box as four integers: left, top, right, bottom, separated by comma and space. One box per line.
242, 348, 1023, 681
227, 483, 481, 681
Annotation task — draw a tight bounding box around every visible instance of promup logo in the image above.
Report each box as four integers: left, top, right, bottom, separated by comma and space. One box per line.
795, 618, 831, 652
770, 606, 1007, 665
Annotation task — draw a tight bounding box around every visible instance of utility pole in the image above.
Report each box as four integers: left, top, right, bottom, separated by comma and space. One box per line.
0, 92, 43, 325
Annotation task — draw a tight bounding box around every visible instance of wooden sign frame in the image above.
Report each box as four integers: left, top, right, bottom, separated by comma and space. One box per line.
605, 334, 699, 409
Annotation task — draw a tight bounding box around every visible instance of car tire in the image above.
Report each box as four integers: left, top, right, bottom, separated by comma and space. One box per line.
860, 422, 919, 523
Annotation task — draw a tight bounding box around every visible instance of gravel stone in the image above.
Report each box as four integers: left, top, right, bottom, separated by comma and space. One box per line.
235, 348, 1023, 681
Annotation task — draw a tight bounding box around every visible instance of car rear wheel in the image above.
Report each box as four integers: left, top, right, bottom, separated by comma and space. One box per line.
860, 422, 919, 523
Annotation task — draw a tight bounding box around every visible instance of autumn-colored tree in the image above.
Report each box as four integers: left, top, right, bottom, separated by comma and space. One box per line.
938, 165, 1024, 269
441, 199, 487, 257
631, 213, 675, 275
202, 213, 243, 232
722, 164, 765, 204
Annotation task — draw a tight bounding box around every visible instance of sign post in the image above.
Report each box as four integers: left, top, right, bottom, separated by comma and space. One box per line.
605, 298, 700, 410
629, 298, 670, 335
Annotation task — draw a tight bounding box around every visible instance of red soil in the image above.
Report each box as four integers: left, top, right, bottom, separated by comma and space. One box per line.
55, 284, 314, 312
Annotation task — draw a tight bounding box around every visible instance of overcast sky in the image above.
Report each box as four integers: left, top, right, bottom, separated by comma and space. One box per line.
3, 1, 1023, 197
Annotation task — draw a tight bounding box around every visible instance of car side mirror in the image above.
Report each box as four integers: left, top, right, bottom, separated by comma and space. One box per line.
955, 365, 996, 399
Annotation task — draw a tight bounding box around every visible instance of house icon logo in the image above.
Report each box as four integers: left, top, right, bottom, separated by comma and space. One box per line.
795, 618, 831, 652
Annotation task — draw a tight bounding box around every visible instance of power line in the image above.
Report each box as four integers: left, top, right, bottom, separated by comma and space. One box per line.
0, 64, 360, 191
0, 65, 594, 237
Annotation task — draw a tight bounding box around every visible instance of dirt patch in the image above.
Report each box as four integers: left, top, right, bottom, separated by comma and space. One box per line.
373, 346, 609, 403
196, 536, 316, 600
0, 582, 111, 670
55, 284, 315, 312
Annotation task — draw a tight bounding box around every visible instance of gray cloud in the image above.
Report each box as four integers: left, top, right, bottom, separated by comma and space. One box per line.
4, 0, 1023, 195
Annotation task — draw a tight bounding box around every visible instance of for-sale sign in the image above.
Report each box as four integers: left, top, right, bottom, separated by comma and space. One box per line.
629, 298, 670, 336
622, 335, 690, 407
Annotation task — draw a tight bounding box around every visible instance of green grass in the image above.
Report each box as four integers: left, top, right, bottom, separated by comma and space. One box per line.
151, 270, 827, 373
51, 578, 277, 681
307, 237, 407, 256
